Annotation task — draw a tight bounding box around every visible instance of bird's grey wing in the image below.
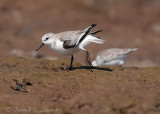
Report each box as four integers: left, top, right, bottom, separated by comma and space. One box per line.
101, 54, 118, 63
61, 24, 97, 49
99, 51, 125, 63
60, 31, 83, 49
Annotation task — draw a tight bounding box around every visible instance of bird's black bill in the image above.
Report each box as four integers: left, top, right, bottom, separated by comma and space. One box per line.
36, 43, 44, 51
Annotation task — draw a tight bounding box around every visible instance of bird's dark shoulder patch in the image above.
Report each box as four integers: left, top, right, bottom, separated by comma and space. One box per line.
63, 40, 76, 49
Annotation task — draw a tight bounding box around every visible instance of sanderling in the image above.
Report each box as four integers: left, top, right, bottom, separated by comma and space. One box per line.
36, 24, 105, 70
92, 48, 138, 66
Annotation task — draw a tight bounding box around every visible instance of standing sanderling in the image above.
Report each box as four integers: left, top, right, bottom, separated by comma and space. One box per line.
92, 48, 138, 66
36, 24, 105, 70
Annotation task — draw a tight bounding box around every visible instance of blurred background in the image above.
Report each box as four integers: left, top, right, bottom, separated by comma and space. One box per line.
0, 0, 160, 67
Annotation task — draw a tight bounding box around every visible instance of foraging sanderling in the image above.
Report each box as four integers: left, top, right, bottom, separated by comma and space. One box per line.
36, 24, 105, 70
92, 48, 138, 66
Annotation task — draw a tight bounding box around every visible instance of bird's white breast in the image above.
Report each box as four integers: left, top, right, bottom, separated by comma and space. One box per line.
50, 39, 79, 55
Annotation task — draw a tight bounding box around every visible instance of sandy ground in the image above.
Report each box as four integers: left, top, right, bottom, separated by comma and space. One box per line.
0, 57, 160, 114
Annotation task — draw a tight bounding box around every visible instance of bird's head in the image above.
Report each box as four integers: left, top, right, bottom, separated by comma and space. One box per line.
92, 60, 97, 66
36, 33, 54, 51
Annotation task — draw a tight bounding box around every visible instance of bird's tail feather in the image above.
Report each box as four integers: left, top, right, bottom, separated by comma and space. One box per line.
91, 30, 103, 35
79, 24, 97, 44
128, 48, 139, 52
88, 35, 105, 44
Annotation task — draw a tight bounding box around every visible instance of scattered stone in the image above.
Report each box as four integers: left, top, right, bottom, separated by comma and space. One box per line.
22, 79, 33, 86
11, 78, 32, 92
148, 103, 160, 112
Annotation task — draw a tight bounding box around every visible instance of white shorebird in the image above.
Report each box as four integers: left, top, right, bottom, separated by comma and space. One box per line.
92, 48, 138, 66
36, 24, 105, 70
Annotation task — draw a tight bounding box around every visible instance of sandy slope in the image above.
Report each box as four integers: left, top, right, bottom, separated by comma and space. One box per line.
0, 57, 160, 113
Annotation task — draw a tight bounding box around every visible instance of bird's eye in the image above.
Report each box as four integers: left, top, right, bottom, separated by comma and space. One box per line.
46, 37, 49, 40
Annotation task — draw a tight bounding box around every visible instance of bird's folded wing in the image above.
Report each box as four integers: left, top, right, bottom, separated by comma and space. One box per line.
101, 53, 125, 63
58, 31, 83, 49
61, 24, 97, 49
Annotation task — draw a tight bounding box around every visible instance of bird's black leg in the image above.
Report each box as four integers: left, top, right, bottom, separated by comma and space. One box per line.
69, 54, 74, 70
85, 50, 93, 67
